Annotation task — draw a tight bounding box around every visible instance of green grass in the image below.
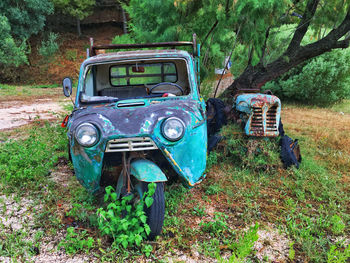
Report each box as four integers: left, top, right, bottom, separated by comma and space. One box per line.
330, 99, 350, 114
0, 84, 61, 100
0, 104, 349, 262
0, 122, 67, 194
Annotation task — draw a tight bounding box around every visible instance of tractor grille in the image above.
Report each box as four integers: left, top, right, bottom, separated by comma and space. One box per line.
251, 107, 264, 133
266, 106, 278, 132
105, 137, 158, 152
250, 106, 278, 135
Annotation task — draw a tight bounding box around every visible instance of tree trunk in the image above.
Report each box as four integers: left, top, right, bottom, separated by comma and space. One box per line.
77, 18, 82, 37
121, 6, 127, 34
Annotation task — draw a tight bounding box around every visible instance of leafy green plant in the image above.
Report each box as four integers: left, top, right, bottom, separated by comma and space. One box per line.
329, 215, 345, 235
327, 244, 350, 263
65, 49, 77, 61
205, 183, 223, 196
289, 241, 295, 261
218, 223, 259, 263
200, 212, 228, 237
58, 227, 94, 255
192, 204, 206, 217
38, 32, 60, 59
219, 124, 282, 173
207, 151, 219, 170
96, 184, 155, 253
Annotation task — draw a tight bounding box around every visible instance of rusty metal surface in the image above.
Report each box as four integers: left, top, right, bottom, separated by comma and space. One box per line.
68, 98, 207, 193
90, 34, 197, 57
235, 93, 281, 137
67, 42, 206, 193
91, 41, 194, 56
84, 49, 193, 66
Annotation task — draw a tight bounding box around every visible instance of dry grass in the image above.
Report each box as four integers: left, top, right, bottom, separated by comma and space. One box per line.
282, 104, 350, 176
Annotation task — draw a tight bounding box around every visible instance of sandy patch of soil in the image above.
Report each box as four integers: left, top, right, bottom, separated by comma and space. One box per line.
0, 99, 66, 130
253, 224, 291, 262
0, 194, 40, 232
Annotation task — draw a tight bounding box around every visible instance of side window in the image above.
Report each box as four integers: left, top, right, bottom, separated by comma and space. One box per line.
84, 67, 94, 96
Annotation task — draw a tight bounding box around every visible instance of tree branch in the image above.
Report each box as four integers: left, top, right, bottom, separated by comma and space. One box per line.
259, 27, 270, 64
225, 0, 230, 18
201, 20, 219, 48
286, 0, 320, 53
247, 45, 254, 66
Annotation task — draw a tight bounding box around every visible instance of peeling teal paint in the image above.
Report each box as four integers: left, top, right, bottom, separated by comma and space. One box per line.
68, 49, 207, 194
130, 159, 167, 182
235, 93, 281, 137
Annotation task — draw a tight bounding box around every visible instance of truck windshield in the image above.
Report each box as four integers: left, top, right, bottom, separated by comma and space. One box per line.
80, 58, 191, 104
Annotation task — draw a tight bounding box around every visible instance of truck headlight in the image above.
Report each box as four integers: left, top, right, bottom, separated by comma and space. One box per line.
75, 123, 99, 147
161, 117, 185, 141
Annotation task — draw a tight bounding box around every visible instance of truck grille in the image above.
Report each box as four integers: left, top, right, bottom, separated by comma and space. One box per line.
105, 137, 158, 152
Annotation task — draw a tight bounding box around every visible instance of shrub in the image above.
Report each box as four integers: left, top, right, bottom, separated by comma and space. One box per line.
263, 48, 350, 106
38, 32, 59, 59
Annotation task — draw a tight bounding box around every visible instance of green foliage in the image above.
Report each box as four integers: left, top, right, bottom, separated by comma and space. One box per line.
0, 0, 53, 40
204, 183, 223, 196
207, 151, 219, 169
263, 48, 350, 106
284, 206, 347, 262
0, 229, 37, 259
112, 34, 135, 46
38, 32, 60, 59
289, 242, 295, 261
200, 212, 228, 237
192, 204, 206, 217
0, 0, 53, 67
96, 184, 155, 253
58, 227, 94, 255
65, 49, 77, 61
329, 215, 345, 235
222, 223, 259, 263
119, 0, 290, 78
0, 122, 67, 193
327, 244, 350, 263
52, 0, 95, 20
219, 124, 282, 172
0, 16, 28, 67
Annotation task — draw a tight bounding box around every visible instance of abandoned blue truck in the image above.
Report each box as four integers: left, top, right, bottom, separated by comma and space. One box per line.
62, 36, 281, 239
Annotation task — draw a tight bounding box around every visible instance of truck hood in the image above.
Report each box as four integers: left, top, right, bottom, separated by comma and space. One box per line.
68, 99, 204, 138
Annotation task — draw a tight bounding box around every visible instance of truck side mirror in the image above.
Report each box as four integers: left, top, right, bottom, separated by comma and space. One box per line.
62, 77, 73, 97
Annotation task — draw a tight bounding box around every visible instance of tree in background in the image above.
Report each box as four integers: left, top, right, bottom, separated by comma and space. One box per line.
0, 0, 54, 66
51, 0, 96, 36
116, 0, 350, 100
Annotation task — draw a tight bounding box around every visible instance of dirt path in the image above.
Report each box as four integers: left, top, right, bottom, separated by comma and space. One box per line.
0, 98, 69, 130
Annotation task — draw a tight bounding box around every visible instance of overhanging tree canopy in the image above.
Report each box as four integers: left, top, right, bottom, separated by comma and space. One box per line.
118, 0, 350, 97
225, 0, 350, 97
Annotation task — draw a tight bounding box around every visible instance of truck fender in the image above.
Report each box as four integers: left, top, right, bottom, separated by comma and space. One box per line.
115, 159, 167, 199
130, 159, 167, 182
